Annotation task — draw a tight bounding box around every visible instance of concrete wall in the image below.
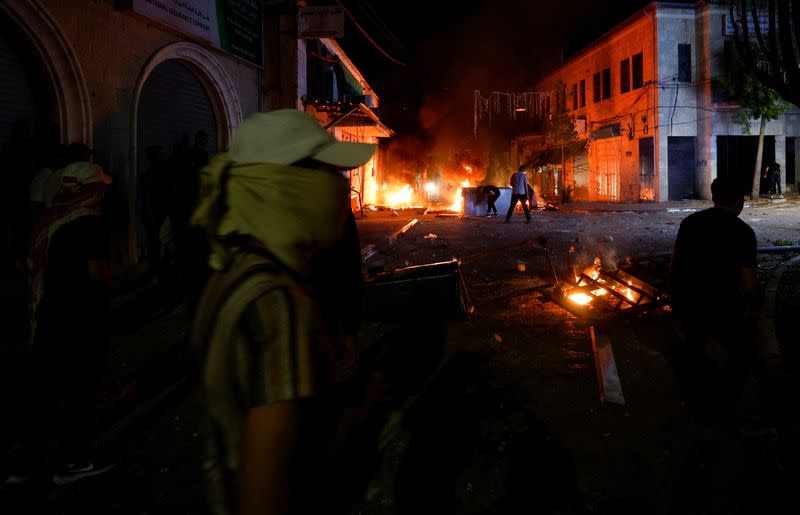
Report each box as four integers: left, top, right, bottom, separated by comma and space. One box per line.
536, 9, 658, 201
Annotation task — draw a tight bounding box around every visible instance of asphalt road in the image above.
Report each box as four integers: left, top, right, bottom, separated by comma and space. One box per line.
3, 199, 800, 514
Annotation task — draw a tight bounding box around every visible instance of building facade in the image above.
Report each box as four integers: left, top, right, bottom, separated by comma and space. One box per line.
527, 1, 799, 202
1, 0, 391, 277
0, 0, 261, 267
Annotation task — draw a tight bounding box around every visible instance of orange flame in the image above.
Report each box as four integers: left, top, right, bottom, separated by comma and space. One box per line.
448, 179, 472, 212
567, 257, 639, 307
383, 183, 415, 207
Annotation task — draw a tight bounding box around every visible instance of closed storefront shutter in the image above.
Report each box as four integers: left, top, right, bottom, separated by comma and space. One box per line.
668, 136, 696, 200
138, 60, 217, 169
0, 27, 36, 150
137, 60, 217, 255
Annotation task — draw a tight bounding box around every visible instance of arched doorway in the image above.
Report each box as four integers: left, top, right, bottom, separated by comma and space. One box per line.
131, 42, 242, 263
0, 9, 60, 348
136, 59, 217, 261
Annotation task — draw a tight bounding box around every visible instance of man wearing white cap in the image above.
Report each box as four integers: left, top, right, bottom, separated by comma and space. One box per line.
5, 142, 116, 487
191, 109, 376, 515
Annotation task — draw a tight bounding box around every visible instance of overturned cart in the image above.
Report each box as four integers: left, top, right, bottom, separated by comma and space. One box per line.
362, 259, 473, 322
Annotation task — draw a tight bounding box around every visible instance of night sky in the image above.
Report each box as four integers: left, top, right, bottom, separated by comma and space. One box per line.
336, 0, 695, 137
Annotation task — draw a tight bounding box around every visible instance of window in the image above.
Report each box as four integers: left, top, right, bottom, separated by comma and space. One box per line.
579, 80, 586, 107
572, 83, 578, 110
678, 43, 691, 82
593, 72, 601, 103
602, 67, 611, 100
632, 52, 643, 89
620, 58, 630, 94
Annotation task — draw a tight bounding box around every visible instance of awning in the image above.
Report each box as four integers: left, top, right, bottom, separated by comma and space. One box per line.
324, 102, 394, 138
590, 123, 621, 140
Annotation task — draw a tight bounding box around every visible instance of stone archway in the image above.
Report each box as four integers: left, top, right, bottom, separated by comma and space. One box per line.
130, 42, 243, 170
129, 42, 243, 261
0, 0, 92, 145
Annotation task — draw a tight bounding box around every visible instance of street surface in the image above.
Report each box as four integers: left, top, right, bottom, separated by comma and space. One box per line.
2, 197, 800, 514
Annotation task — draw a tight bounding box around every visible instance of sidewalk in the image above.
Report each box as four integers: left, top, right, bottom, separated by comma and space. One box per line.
558, 194, 799, 213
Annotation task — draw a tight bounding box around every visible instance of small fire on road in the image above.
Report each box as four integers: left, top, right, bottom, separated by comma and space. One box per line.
567, 257, 638, 307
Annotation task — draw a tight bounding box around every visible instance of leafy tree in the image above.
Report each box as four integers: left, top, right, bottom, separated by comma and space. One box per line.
719, 38, 790, 199
726, 0, 800, 109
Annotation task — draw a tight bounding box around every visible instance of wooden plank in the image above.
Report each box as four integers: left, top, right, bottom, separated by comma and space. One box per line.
388, 218, 418, 246
590, 326, 626, 405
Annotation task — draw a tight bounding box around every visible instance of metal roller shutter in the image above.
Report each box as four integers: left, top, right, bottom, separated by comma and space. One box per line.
137, 60, 217, 170
0, 23, 36, 153
668, 136, 696, 200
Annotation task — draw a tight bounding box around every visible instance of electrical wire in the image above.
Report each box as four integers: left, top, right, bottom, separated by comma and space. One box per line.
335, 0, 407, 66
360, 0, 405, 50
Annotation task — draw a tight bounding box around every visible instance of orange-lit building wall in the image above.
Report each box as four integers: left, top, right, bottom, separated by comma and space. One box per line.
535, 8, 659, 202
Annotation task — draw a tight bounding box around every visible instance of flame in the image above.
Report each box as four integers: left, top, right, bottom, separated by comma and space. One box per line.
383, 183, 415, 207
567, 257, 638, 307
568, 293, 594, 305
464, 165, 473, 173
448, 179, 472, 212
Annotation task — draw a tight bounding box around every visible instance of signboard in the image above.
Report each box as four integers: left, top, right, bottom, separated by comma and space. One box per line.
122, 0, 263, 66
298, 5, 345, 39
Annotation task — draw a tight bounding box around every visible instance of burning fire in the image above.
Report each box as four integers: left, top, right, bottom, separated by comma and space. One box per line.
448, 179, 472, 212
383, 183, 415, 207
567, 257, 638, 307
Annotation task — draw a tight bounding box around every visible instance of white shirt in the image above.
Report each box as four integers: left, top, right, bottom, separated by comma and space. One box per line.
510, 171, 529, 195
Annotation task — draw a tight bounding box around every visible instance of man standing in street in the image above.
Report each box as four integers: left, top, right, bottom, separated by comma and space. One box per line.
670, 176, 761, 417
505, 166, 531, 224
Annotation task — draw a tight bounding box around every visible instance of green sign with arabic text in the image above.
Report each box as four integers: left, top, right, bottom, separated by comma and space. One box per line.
124, 0, 262, 66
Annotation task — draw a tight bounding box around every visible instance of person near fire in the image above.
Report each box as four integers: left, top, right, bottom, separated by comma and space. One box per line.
191, 109, 382, 515
669, 176, 761, 416
481, 184, 500, 217
505, 165, 532, 223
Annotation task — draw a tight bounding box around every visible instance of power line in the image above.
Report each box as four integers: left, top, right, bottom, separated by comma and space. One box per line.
335, 0, 407, 66
360, 0, 405, 51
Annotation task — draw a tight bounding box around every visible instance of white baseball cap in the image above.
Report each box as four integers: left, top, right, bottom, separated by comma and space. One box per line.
228, 109, 376, 169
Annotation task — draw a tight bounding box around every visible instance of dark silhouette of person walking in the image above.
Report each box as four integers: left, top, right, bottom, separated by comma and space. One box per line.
670, 176, 760, 417
505, 166, 531, 224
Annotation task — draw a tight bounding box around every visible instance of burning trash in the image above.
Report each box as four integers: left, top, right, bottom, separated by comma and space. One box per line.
546, 255, 668, 320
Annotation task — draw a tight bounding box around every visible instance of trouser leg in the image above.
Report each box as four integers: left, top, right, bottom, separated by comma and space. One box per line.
522, 198, 531, 220
505, 197, 518, 221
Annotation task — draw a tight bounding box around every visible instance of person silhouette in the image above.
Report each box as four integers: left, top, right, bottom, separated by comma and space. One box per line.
670, 176, 760, 417
504, 166, 531, 224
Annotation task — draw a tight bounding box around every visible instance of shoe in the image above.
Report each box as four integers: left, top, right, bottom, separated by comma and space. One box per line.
3, 472, 30, 486
52, 462, 117, 485
526, 218, 531, 223
504, 219, 510, 224
485, 213, 492, 217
